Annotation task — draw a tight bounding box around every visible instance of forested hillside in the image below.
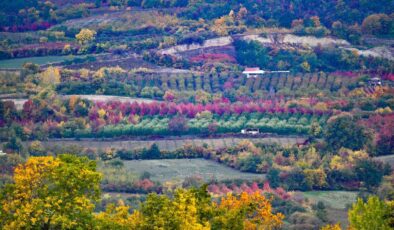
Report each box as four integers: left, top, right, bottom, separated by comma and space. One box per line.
0, 0, 393, 229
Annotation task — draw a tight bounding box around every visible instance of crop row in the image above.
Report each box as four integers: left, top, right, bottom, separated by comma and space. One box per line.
126, 72, 359, 93
58, 72, 361, 98
70, 114, 325, 138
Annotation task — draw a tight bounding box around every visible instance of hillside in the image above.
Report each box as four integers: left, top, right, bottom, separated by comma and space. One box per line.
0, 1, 393, 230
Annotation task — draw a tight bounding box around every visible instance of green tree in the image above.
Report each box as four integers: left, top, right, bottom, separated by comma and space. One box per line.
355, 159, 385, 189
142, 143, 161, 159
267, 168, 281, 188
3, 136, 23, 154
309, 121, 322, 138
324, 114, 372, 151
348, 196, 392, 230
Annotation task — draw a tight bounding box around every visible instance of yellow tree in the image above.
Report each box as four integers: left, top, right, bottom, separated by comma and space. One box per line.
137, 189, 211, 230
0, 154, 102, 230
321, 223, 342, 230
212, 192, 284, 229
95, 201, 143, 230
40, 66, 61, 86
75, 28, 97, 44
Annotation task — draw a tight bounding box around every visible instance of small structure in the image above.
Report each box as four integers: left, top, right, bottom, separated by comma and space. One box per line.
368, 77, 382, 87
241, 128, 260, 135
0, 150, 5, 156
242, 67, 266, 78
242, 67, 289, 78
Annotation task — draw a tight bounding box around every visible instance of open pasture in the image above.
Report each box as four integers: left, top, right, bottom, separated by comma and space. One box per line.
301, 191, 358, 210
0, 55, 79, 69
300, 191, 358, 228
122, 159, 265, 182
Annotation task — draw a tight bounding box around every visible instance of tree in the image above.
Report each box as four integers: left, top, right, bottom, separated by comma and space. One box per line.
267, 168, 281, 188
309, 121, 322, 138
95, 201, 142, 229
354, 159, 385, 189
321, 223, 341, 230
212, 192, 284, 229
141, 0, 161, 8
28, 140, 45, 156
0, 155, 102, 229
3, 136, 23, 154
75, 29, 97, 44
168, 116, 188, 134
324, 114, 372, 151
172, 0, 188, 7
139, 189, 211, 229
300, 61, 311, 72
313, 201, 328, 223
207, 122, 218, 135
361, 14, 392, 36
163, 90, 176, 102
348, 196, 392, 230
40, 66, 61, 86
142, 143, 161, 159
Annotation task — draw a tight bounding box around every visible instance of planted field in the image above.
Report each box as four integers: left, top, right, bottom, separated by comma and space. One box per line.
39, 136, 307, 151
58, 71, 363, 98
122, 159, 265, 182
0, 55, 78, 68
86, 113, 324, 138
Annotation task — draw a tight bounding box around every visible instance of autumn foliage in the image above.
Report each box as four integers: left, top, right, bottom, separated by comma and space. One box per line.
0, 155, 284, 229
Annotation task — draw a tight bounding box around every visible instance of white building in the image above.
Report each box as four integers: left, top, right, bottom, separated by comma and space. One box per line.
242, 67, 266, 78
242, 67, 289, 78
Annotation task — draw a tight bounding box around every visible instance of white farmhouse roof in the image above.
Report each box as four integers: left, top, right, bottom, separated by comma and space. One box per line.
242, 67, 266, 74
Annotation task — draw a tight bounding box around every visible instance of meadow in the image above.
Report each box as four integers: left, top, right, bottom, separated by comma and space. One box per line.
301, 191, 358, 228
122, 158, 265, 182
0, 55, 80, 69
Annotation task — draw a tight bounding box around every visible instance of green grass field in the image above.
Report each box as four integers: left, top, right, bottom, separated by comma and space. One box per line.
301, 191, 358, 228
123, 159, 265, 183
0, 55, 79, 68
301, 191, 358, 209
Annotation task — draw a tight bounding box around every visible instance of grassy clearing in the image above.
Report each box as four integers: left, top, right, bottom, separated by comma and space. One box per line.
123, 159, 265, 183
300, 191, 358, 228
301, 191, 358, 210
0, 55, 82, 68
